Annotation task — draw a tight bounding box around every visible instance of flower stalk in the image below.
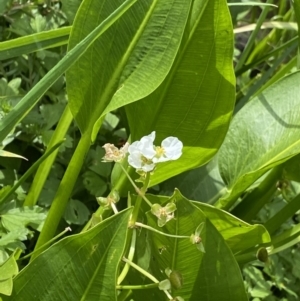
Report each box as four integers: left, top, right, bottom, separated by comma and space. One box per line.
117, 229, 137, 285
135, 222, 190, 239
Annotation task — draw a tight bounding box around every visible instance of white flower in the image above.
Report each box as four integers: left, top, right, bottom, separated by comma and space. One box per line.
153, 137, 183, 163
102, 142, 129, 162
127, 131, 183, 172
128, 132, 156, 172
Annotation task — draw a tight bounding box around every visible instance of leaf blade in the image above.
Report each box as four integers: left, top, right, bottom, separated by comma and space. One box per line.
217, 71, 300, 209
0, 0, 137, 143
124, 0, 235, 185
146, 190, 248, 301
6, 209, 132, 301
0, 27, 70, 60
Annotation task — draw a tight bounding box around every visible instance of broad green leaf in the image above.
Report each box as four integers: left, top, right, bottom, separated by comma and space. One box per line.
6, 208, 131, 301
217, 71, 300, 209
0, 0, 137, 144
0, 27, 70, 61
124, 0, 235, 185
192, 202, 271, 254
145, 190, 248, 301
61, 0, 82, 24
146, 193, 270, 255
66, 0, 192, 138
160, 157, 226, 203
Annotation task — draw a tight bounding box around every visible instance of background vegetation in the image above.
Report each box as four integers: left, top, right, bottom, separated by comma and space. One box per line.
1, 0, 300, 300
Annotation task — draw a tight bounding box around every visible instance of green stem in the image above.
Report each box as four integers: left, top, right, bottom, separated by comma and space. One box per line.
1, 140, 64, 205
111, 202, 119, 214
18, 227, 72, 261
117, 229, 137, 285
31, 131, 92, 260
128, 173, 151, 227
119, 164, 152, 207
235, 251, 258, 265
117, 290, 132, 301
81, 206, 106, 232
24, 105, 73, 206
116, 283, 159, 290
135, 222, 190, 239
81, 164, 146, 231
122, 257, 159, 284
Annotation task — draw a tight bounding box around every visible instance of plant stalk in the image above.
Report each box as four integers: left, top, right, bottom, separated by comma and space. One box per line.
116, 283, 159, 290
117, 229, 137, 285
135, 222, 190, 239
24, 105, 73, 206
31, 131, 92, 260
122, 257, 159, 284
19, 227, 72, 261
128, 172, 151, 227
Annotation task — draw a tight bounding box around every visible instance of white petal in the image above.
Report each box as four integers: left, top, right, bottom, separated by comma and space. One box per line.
140, 143, 156, 159
128, 141, 140, 154
129, 132, 156, 159
141, 163, 155, 172
162, 136, 182, 149
162, 137, 183, 160
140, 131, 156, 143
128, 152, 143, 169
152, 155, 168, 163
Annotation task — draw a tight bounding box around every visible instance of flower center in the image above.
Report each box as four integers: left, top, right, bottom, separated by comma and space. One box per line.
155, 146, 165, 157
160, 208, 167, 217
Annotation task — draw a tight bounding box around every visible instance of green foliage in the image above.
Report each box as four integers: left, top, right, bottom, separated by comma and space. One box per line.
0, 254, 18, 296
5, 209, 132, 301
0, 0, 300, 300
145, 191, 248, 301
124, 0, 235, 186
218, 71, 300, 209
0, 199, 46, 264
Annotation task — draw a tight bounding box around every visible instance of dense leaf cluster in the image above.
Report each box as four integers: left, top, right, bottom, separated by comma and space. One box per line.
0, 0, 300, 300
